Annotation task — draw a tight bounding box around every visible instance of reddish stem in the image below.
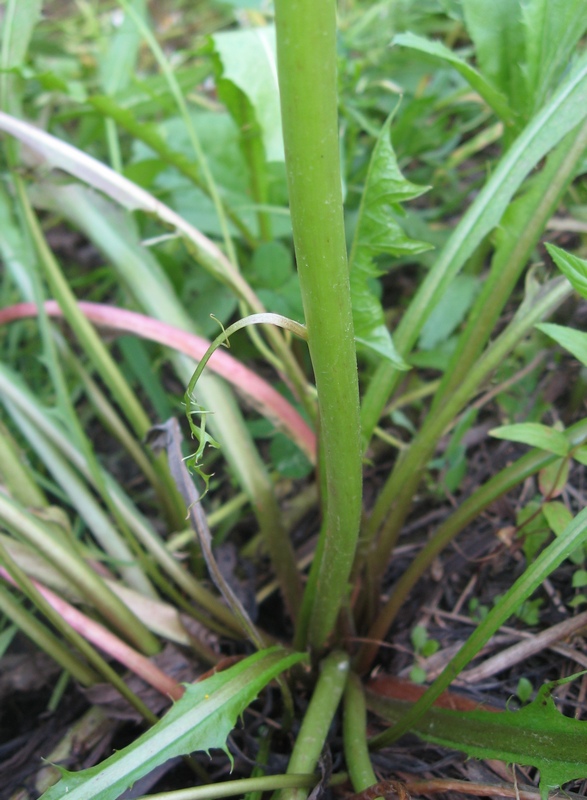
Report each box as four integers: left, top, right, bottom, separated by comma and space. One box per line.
0, 566, 183, 700
0, 301, 316, 462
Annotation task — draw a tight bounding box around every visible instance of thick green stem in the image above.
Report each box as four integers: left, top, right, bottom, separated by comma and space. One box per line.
343, 673, 378, 791
275, 0, 362, 651
278, 651, 350, 800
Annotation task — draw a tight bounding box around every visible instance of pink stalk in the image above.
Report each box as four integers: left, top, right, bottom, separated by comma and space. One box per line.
0, 566, 183, 700
0, 301, 316, 462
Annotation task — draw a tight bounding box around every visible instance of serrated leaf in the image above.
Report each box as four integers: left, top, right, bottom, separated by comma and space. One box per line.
349, 114, 432, 366
536, 322, 587, 368
490, 423, 570, 457
40, 648, 305, 800
546, 243, 587, 300
392, 31, 516, 126
211, 26, 283, 162
370, 672, 587, 799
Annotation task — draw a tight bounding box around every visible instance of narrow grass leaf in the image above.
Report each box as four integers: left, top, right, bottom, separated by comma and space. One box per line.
392, 31, 516, 126
212, 26, 283, 162
0, 0, 42, 70
0, 0, 42, 113
461, 0, 525, 116
489, 423, 570, 456
40, 648, 305, 800
89, 95, 202, 182
349, 113, 431, 366
99, 0, 146, 95
522, 0, 587, 115
418, 274, 479, 350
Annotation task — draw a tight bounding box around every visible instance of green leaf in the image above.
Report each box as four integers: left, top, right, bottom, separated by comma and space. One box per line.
349, 114, 432, 367
270, 433, 313, 479
572, 569, 587, 589
421, 638, 439, 658
522, 0, 587, 115
569, 594, 587, 607
370, 673, 587, 799
546, 243, 587, 300
361, 41, 587, 444
40, 648, 305, 800
490, 423, 570, 457
211, 26, 283, 162
410, 624, 429, 652
90, 95, 204, 184
538, 458, 569, 498
536, 323, 587, 368
99, 0, 146, 95
461, 0, 526, 115
418, 275, 480, 350
516, 501, 549, 563
516, 677, 533, 704
392, 31, 516, 126
409, 665, 427, 685
0, 0, 42, 70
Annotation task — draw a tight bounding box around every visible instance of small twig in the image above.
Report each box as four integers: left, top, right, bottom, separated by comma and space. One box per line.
459, 610, 587, 683
345, 779, 410, 800
399, 775, 584, 799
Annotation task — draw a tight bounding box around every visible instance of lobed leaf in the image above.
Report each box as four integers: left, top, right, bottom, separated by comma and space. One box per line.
349, 114, 432, 367
40, 647, 305, 800
370, 673, 587, 800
